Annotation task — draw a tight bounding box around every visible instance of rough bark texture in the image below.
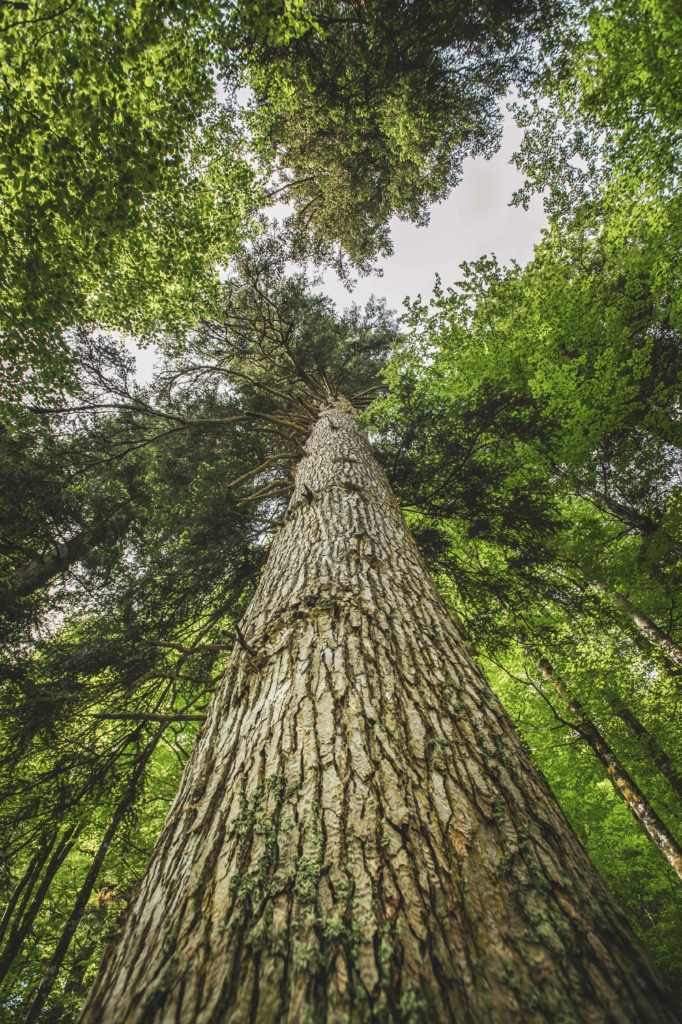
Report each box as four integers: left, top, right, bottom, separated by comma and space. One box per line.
80, 400, 680, 1024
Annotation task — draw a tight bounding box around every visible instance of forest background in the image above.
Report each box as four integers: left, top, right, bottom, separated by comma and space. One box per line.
2, 0, 682, 1019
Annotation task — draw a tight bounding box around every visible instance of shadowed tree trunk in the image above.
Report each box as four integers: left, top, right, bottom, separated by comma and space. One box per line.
0, 839, 54, 949
24, 727, 166, 1023
0, 826, 79, 987
79, 399, 680, 1024
553, 465, 659, 534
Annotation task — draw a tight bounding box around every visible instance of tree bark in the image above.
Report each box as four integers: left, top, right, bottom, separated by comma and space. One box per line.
80, 399, 680, 1024
537, 660, 682, 884
594, 582, 682, 669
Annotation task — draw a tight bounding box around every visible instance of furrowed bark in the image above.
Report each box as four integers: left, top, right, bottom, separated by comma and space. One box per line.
80, 399, 680, 1024
23, 729, 164, 1024
0, 826, 79, 986
607, 696, 682, 805
594, 582, 682, 669
538, 660, 682, 884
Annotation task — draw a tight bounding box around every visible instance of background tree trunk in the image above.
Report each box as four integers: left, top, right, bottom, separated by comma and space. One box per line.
594, 582, 682, 669
5, 505, 132, 602
537, 660, 682, 883
607, 695, 682, 804
0, 839, 54, 948
79, 399, 680, 1024
0, 826, 79, 986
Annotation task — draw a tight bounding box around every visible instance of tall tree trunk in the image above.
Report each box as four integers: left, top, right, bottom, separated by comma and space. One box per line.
23, 729, 164, 1023
537, 660, 682, 883
607, 695, 682, 804
80, 399, 680, 1024
594, 582, 682, 669
0, 826, 79, 987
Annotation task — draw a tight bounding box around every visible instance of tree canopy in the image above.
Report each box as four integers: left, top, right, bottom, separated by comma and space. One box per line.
0, 0, 562, 418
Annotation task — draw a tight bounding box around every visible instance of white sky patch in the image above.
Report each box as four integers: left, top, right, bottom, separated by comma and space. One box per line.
125, 338, 159, 386
320, 105, 547, 314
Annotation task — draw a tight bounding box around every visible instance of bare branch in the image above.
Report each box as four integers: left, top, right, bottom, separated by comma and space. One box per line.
235, 480, 294, 508
91, 713, 206, 723
140, 640, 234, 655
228, 454, 299, 490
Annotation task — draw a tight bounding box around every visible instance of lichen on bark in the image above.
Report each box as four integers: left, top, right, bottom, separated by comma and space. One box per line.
79, 398, 681, 1024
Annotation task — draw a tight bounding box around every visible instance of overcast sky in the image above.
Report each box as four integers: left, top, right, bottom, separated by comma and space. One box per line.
130, 108, 547, 379
318, 107, 547, 317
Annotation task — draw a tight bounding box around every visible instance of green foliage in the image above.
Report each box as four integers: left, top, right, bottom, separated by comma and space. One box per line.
0, 0, 563, 420
243, 0, 566, 268
512, 0, 682, 337
0, 0, 263, 413
4, 0, 682, 1013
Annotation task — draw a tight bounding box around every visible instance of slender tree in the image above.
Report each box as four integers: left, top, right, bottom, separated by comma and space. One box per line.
536, 659, 682, 883
0, 829, 79, 985
593, 584, 682, 669
23, 726, 165, 1023
607, 696, 682, 803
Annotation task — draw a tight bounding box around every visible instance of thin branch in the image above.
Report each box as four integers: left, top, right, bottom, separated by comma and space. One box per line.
0, 0, 80, 33
91, 713, 206, 723
233, 512, 284, 527
245, 411, 309, 434
139, 640, 234, 654
264, 176, 315, 199
351, 385, 385, 401
234, 622, 257, 657
228, 454, 299, 490
235, 479, 294, 508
